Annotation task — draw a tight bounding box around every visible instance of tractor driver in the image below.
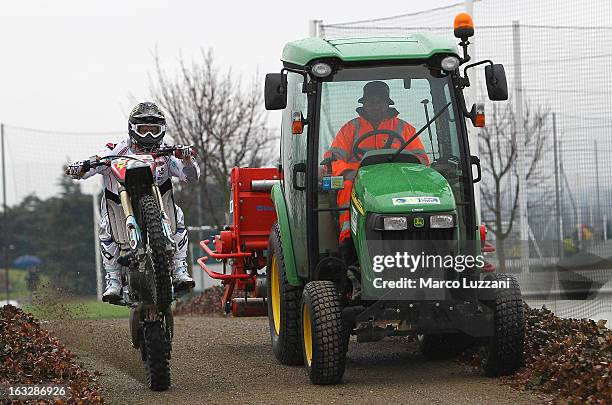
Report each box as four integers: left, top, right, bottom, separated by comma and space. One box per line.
322, 81, 429, 262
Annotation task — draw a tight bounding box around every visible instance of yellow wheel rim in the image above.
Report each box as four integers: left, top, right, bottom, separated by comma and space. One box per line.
302, 302, 313, 367
271, 255, 281, 335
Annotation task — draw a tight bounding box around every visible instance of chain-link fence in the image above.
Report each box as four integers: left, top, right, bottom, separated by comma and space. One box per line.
2, 125, 124, 205
317, 0, 612, 321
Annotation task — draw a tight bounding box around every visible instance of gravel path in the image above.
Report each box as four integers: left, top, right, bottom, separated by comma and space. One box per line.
45, 316, 544, 405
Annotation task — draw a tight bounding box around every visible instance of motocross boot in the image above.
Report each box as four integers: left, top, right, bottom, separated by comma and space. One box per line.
102, 271, 122, 303
173, 266, 195, 293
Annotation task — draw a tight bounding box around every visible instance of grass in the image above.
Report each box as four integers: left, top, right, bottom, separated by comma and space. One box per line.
0, 269, 129, 320
22, 297, 130, 320
0, 268, 30, 299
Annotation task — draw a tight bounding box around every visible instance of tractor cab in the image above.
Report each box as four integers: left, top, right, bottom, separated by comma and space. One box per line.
285, 57, 475, 273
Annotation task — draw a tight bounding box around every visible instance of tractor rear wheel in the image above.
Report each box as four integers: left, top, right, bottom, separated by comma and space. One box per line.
481, 273, 525, 376
300, 281, 346, 385
267, 223, 303, 365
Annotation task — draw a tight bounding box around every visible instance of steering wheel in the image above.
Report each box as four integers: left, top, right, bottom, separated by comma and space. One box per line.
352, 129, 405, 159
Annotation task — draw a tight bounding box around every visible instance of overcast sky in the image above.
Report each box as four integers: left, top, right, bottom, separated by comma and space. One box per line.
0, 0, 459, 133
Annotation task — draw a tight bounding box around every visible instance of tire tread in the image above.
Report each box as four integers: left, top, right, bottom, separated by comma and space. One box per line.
482, 273, 525, 376
302, 281, 346, 385
140, 195, 172, 312
143, 321, 171, 391
267, 223, 303, 365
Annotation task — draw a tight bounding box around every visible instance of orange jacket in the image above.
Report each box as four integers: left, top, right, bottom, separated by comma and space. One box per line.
324, 113, 428, 179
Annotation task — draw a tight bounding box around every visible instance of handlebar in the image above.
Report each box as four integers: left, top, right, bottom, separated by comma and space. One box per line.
66, 145, 195, 176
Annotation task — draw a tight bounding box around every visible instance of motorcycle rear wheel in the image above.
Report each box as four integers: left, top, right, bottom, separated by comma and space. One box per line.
141, 320, 171, 391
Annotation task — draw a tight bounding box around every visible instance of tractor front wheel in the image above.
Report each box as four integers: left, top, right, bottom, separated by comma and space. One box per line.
300, 281, 346, 385
267, 223, 303, 365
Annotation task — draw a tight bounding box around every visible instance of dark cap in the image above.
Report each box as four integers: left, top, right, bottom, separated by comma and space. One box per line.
358, 81, 394, 105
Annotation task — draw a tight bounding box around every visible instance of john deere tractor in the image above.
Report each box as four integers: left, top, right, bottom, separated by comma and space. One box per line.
263, 13, 525, 384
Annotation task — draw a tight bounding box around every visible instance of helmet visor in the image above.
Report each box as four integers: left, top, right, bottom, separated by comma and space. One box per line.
131, 123, 165, 138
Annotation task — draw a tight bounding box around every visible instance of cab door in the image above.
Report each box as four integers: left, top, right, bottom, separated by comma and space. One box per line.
281, 72, 309, 277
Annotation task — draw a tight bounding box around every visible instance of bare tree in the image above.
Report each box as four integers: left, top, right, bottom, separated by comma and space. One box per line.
151, 49, 274, 227
479, 100, 550, 270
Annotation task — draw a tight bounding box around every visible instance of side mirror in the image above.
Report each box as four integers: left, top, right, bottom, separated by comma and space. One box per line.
484, 64, 508, 101
264, 73, 287, 110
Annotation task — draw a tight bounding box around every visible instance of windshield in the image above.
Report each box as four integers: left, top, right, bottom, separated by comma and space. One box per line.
318, 65, 463, 170
314, 64, 471, 252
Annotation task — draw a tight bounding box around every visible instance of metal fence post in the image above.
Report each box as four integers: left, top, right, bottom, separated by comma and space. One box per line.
93, 191, 102, 301
1, 123, 8, 303
512, 20, 529, 273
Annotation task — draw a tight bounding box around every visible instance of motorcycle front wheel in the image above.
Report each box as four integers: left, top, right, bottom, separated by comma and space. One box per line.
139, 194, 173, 313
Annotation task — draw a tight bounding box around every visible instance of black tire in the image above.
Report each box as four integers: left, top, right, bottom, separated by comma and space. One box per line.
481, 274, 525, 376
142, 321, 171, 391
267, 223, 303, 365
419, 333, 473, 360
140, 195, 173, 313
300, 281, 346, 385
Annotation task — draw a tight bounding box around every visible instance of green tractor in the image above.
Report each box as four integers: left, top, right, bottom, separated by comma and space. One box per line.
264, 13, 525, 384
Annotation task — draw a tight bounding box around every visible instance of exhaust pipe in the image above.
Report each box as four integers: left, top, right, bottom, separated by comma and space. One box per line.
232, 298, 267, 317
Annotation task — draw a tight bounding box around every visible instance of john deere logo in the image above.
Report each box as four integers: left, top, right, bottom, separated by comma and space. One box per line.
414, 217, 425, 228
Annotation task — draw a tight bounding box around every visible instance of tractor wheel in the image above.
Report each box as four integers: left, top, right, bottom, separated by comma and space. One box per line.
481, 274, 525, 376
267, 223, 303, 365
419, 333, 473, 360
300, 281, 346, 385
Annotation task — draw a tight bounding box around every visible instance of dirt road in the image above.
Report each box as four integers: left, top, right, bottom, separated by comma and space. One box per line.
45, 316, 543, 405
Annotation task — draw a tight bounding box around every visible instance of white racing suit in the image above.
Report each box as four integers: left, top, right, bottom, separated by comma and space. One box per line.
80, 138, 200, 278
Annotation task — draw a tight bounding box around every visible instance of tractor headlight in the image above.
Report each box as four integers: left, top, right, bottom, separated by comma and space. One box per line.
441, 56, 460, 72
383, 216, 408, 231
311, 62, 332, 78
430, 214, 455, 228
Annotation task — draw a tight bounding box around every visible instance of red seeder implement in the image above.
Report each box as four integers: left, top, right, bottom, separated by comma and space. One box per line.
197, 167, 280, 316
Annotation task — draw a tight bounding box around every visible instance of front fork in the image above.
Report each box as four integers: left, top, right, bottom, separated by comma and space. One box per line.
119, 186, 175, 255
151, 185, 175, 250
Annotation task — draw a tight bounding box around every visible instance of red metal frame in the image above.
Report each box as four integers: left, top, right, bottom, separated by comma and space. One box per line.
197, 167, 281, 316
479, 224, 496, 272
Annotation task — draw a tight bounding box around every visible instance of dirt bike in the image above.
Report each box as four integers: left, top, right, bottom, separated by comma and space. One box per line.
67, 145, 193, 391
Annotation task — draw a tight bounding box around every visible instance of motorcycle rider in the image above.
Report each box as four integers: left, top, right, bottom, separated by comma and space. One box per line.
66, 102, 199, 302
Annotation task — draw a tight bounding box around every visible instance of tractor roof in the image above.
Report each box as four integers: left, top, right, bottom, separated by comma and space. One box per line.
281, 35, 458, 66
